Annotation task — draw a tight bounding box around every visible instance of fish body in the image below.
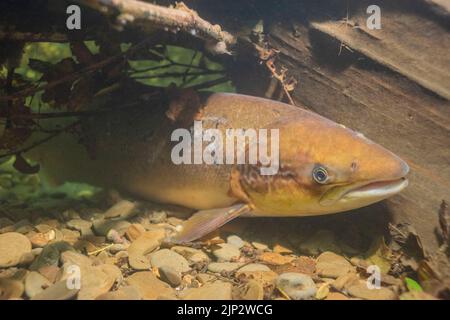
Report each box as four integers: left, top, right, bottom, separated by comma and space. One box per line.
28, 93, 409, 241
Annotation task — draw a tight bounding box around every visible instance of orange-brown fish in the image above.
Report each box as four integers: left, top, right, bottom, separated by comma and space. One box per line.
28, 93, 409, 242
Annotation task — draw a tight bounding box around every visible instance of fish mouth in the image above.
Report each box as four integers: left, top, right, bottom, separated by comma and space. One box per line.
341, 177, 409, 201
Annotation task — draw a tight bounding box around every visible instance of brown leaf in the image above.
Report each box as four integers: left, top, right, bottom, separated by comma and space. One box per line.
13, 153, 40, 174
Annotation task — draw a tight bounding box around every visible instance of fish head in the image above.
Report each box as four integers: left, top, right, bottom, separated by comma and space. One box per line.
237, 111, 409, 216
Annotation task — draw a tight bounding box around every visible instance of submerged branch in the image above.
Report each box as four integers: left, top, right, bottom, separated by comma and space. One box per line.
78, 0, 236, 54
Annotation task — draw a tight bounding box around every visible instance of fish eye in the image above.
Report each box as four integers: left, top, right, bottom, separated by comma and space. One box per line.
313, 166, 329, 184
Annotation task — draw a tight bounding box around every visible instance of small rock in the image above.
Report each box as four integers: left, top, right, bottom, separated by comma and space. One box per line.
104, 200, 137, 219
208, 262, 244, 273
272, 256, 316, 275
315, 283, 330, 300
29, 230, 56, 248
150, 249, 190, 274
236, 270, 278, 295
106, 229, 126, 244
276, 273, 317, 300
29, 241, 73, 271
127, 230, 164, 270
171, 246, 210, 264
316, 251, 354, 278
258, 252, 295, 266
25, 271, 52, 298
125, 224, 146, 242
331, 273, 360, 291
66, 219, 93, 236
237, 263, 271, 273
213, 243, 241, 262
182, 281, 232, 300
252, 241, 269, 251
109, 243, 129, 253
75, 264, 121, 300
227, 235, 245, 249
0, 232, 32, 267
60, 228, 80, 245
126, 271, 175, 300
149, 211, 167, 224
0, 278, 24, 300
325, 292, 350, 300
92, 219, 130, 237
159, 265, 182, 287
273, 244, 293, 254
239, 280, 264, 300
60, 251, 92, 267
31, 280, 79, 300
96, 286, 142, 300
346, 281, 396, 300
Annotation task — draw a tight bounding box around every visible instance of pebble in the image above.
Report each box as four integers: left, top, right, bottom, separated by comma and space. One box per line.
127, 230, 164, 270
125, 224, 146, 242
0, 232, 32, 267
149, 211, 167, 224
76, 264, 121, 300
29, 241, 73, 271
331, 273, 360, 291
239, 280, 264, 300
237, 263, 271, 273
252, 242, 269, 250
273, 244, 293, 254
325, 292, 350, 300
182, 281, 232, 300
272, 256, 316, 275
25, 271, 52, 298
236, 270, 278, 294
159, 265, 182, 287
258, 252, 295, 266
29, 230, 56, 248
346, 281, 396, 300
96, 286, 142, 300
104, 200, 137, 219
60, 251, 92, 267
171, 246, 210, 264
227, 235, 245, 249
0, 278, 24, 300
66, 219, 93, 236
150, 249, 190, 274
60, 228, 80, 245
126, 271, 175, 300
276, 273, 317, 300
31, 280, 79, 300
92, 219, 130, 237
213, 243, 241, 262
316, 251, 354, 278
208, 262, 244, 273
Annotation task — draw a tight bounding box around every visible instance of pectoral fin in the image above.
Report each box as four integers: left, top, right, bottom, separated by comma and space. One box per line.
174, 204, 250, 243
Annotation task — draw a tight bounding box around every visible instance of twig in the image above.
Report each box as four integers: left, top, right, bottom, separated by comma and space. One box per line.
77, 0, 236, 51
0, 30, 71, 42
0, 121, 80, 160
131, 70, 223, 80
187, 76, 230, 90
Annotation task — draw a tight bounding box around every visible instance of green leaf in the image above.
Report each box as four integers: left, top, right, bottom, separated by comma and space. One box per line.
405, 277, 423, 292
